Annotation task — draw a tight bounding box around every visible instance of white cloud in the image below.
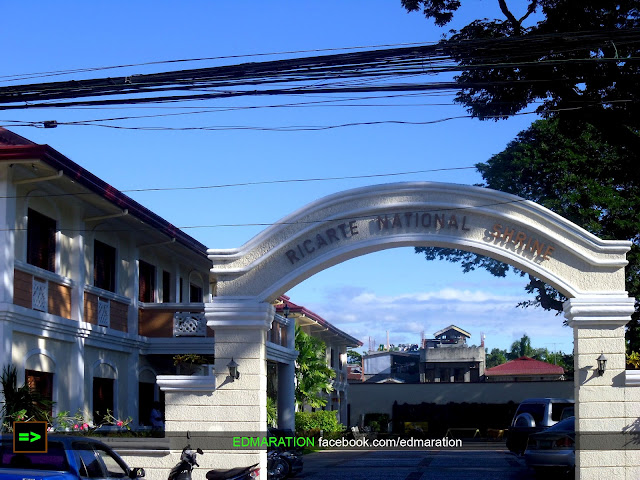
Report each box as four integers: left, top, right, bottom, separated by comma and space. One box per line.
301, 285, 573, 354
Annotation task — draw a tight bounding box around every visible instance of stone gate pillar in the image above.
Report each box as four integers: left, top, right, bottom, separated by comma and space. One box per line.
205, 298, 273, 469
564, 296, 636, 479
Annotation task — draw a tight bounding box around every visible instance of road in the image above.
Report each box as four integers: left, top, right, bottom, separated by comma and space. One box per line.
297, 448, 537, 480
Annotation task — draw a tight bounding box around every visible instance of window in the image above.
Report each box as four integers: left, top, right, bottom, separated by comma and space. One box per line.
74, 442, 128, 478
162, 271, 171, 303
27, 208, 56, 272
330, 348, 335, 369
189, 283, 203, 303
179, 277, 184, 303
138, 260, 155, 302
25, 370, 53, 417
92, 377, 114, 425
94, 240, 116, 292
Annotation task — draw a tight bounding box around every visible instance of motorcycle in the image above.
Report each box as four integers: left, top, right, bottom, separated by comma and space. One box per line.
267, 447, 304, 479
168, 445, 260, 480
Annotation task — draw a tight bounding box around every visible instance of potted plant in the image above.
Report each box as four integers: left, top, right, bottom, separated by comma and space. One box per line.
172, 354, 212, 375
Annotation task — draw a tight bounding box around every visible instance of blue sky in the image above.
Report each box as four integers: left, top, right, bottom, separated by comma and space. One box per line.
0, 1, 573, 354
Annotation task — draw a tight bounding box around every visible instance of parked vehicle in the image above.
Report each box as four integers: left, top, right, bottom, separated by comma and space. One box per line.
168, 445, 259, 480
524, 416, 575, 478
506, 398, 574, 454
0, 435, 145, 480
266, 429, 303, 479
266, 448, 303, 480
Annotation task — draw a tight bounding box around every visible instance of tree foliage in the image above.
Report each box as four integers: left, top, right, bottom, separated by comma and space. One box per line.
347, 349, 362, 364
416, 118, 640, 347
405, 2, 640, 337
294, 326, 335, 409
485, 335, 574, 375
401, 1, 640, 150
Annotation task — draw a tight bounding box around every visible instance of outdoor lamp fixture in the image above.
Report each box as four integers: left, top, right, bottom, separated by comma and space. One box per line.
597, 353, 608, 376
282, 304, 290, 318
227, 358, 240, 381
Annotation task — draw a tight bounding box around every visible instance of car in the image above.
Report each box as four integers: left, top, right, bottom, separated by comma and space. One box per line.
524, 416, 575, 478
0, 434, 145, 480
506, 398, 574, 454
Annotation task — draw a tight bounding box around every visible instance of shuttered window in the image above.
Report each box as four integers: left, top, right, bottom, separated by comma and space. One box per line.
27, 208, 56, 272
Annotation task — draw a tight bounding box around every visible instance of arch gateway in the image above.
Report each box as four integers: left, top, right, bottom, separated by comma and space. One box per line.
165, 183, 637, 479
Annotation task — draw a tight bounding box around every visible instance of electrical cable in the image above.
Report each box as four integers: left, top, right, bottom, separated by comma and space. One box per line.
0, 197, 532, 233
0, 165, 478, 199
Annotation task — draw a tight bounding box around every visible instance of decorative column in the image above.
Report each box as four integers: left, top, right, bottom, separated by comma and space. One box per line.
564, 296, 635, 479
161, 298, 272, 472
277, 317, 296, 431
0, 164, 15, 372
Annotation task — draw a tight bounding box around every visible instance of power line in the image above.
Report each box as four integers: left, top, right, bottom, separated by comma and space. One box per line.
0, 165, 478, 199
0, 196, 531, 233
0, 29, 637, 110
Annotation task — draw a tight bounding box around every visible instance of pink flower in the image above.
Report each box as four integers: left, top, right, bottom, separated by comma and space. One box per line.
82, 423, 90, 430
73, 424, 79, 430
116, 421, 123, 427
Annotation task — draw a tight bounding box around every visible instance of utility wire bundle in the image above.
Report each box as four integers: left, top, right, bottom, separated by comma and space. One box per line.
0, 29, 637, 110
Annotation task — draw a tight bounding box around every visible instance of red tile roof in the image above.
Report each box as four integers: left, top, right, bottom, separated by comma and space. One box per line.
0, 128, 208, 257
485, 356, 564, 376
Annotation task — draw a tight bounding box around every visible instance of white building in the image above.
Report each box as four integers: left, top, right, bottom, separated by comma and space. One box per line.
0, 128, 352, 432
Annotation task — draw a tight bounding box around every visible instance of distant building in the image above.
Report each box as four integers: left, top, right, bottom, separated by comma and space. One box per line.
362, 350, 420, 383
420, 325, 485, 383
484, 356, 565, 382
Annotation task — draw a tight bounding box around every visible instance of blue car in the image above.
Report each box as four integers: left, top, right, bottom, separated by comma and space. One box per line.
0, 435, 145, 480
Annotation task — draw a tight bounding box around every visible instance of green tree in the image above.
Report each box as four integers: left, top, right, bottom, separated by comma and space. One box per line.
401, 1, 640, 153
405, 2, 640, 347
295, 326, 335, 409
508, 334, 534, 360
486, 348, 508, 368
416, 119, 640, 349
347, 349, 362, 364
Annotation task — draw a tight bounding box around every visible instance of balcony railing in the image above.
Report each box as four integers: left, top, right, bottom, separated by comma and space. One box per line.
174, 312, 207, 337
138, 303, 208, 338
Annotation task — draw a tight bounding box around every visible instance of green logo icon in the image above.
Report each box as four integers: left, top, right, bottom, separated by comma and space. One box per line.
13, 421, 48, 453
18, 432, 42, 443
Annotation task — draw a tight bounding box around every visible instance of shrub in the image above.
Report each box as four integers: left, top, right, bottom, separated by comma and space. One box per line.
295, 411, 345, 434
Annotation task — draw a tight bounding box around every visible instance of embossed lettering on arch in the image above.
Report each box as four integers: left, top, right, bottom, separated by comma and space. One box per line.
208, 182, 630, 302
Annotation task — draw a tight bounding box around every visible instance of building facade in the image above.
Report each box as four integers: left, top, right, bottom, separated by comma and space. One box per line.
0, 128, 216, 427
420, 325, 485, 383
0, 129, 353, 434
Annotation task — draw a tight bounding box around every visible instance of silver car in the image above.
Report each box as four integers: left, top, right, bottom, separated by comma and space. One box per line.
524, 416, 575, 477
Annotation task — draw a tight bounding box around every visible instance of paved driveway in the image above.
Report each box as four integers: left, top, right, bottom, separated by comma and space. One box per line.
298, 448, 536, 480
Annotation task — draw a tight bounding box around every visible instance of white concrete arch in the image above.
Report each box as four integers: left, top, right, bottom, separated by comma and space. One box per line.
208, 182, 631, 301
195, 182, 637, 478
